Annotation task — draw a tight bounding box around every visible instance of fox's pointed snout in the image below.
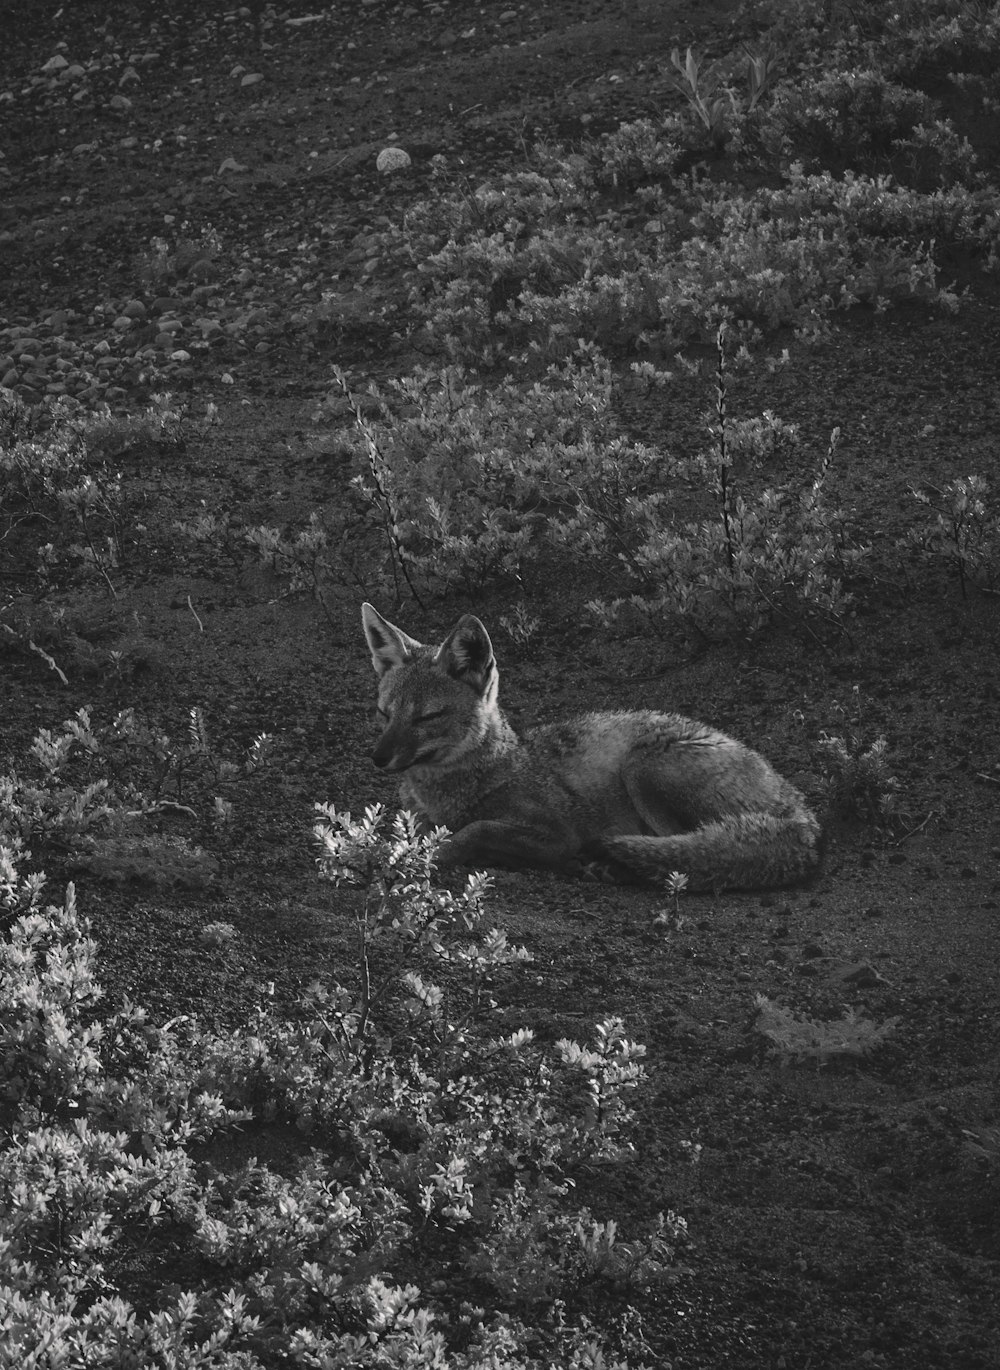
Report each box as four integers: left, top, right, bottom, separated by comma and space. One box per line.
372, 735, 408, 771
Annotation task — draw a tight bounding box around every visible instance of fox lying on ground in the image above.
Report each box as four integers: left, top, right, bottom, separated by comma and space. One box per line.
361, 603, 822, 892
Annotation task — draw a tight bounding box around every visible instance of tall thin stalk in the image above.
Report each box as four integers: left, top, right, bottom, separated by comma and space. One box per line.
715, 322, 736, 575
334, 367, 426, 610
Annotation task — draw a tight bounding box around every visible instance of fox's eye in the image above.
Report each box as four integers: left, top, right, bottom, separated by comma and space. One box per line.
375, 706, 389, 721
414, 709, 446, 724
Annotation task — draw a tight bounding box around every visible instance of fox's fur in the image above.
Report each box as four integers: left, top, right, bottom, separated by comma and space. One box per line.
361, 604, 822, 892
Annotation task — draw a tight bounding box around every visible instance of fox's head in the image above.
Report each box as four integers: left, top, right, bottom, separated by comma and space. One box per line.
361, 603, 500, 772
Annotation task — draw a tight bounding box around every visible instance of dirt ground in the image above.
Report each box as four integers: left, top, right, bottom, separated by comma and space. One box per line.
2, 2, 999, 1367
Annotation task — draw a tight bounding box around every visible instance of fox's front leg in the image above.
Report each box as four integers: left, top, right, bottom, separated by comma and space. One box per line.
434, 819, 580, 876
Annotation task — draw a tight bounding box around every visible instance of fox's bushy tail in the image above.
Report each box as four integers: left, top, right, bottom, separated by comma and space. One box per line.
588, 811, 822, 892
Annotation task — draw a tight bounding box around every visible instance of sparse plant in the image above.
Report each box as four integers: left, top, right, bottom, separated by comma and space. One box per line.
199, 919, 238, 947
669, 46, 737, 149
817, 730, 900, 822
0, 387, 180, 594
0, 706, 274, 853
905, 474, 1000, 596
499, 603, 541, 645
585, 325, 870, 639
668, 46, 779, 151
754, 994, 900, 1066
652, 870, 688, 932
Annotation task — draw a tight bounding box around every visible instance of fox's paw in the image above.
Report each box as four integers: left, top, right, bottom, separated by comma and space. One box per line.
575, 839, 632, 885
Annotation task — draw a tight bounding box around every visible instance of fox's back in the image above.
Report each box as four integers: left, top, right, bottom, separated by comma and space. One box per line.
520, 710, 735, 832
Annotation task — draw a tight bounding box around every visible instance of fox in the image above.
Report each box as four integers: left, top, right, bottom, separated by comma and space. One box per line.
361, 603, 822, 892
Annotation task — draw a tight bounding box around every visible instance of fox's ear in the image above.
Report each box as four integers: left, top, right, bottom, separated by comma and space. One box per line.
361, 603, 423, 678
436, 615, 498, 700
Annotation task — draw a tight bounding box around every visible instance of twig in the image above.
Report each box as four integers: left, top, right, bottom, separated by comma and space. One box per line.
29, 639, 69, 685
893, 810, 936, 845
148, 800, 199, 820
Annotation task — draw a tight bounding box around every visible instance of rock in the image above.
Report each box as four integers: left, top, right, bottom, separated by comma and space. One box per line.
376, 146, 412, 174
830, 961, 889, 988
41, 54, 69, 74
188, 259, 217, 283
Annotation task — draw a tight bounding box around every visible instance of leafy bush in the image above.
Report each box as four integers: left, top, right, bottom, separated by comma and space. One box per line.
390, 153, 970, 366
754, 67, 937, 166
0, 806, 676, 1367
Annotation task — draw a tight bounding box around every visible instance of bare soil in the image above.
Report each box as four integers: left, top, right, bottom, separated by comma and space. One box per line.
1, 2, 999, 1367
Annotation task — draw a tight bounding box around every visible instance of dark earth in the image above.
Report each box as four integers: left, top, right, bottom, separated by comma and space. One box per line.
1, 1, 999, 1366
